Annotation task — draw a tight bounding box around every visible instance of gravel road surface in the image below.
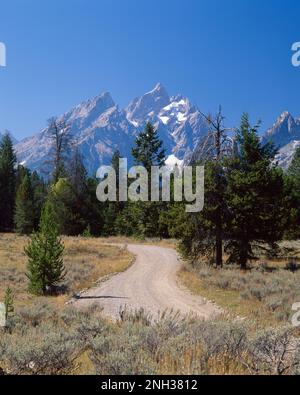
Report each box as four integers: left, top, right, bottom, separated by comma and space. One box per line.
73, 244, 221, 320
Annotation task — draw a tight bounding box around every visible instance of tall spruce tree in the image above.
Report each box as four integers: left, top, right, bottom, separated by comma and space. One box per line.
177, 161, 228, 266
48, 178, 76, 235
288, 147, 300, 192
130, 123, 166, 238
0, 133, 17, 232
103, 150, 124, 235
25, 201, 65, 295
132, 122, 165, 172
14, 172, 35, 234
286, 147, 300, 238
31, 171, 47, 230
225, 114, 286, 269
176, 108, 231, 267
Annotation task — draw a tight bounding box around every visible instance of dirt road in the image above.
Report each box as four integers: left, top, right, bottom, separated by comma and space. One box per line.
73, 244, 221, 320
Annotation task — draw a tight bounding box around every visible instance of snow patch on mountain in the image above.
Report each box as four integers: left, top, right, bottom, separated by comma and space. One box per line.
274, 140, 300, 170
165, 154, 184, 170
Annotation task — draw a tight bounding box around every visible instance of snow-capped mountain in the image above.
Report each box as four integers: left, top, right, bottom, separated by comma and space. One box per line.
15, 83, 210, 175
261, 111, 300, 169
125, 83, 210, 159
262, 111, 300, 148
15, 92, 136, 175
12, 83, 300, 175
275, 140, 300, 169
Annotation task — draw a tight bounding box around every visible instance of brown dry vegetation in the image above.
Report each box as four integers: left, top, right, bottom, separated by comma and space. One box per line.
179, 241, 300, 329
1, 305, 299, 375
0, 233, 133, 309
1, 235, 300, 375
99, 236, 177, 248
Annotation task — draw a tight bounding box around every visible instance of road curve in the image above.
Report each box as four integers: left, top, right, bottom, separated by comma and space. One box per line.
73, 244, 222, 320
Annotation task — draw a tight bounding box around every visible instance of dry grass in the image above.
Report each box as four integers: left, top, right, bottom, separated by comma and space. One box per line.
179, 241, 300, 330
179, 269, 278, 329
0, 233, 133, 309
99, 236, 178, 249
2, 305, 299, 375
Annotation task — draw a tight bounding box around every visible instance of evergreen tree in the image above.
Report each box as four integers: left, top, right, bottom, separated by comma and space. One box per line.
25, 201, 65, 295
68, 148, 88, 198
67, 149, 90, 234
82, 224, 92, 237
288, 147, 300, 192
14, 172, 35, 234
48, 178, 77, 235
0, 133, 17, 232
132, 122, 165, 172
286, 147, 300, 238
103, 150, 125, 235
31, 171, 47, 230
49, 149, 93, 236
85, 177, 104, 235
225, 114, 286, 269
180, 108, 231, 267
177, 161, 227, 266
129, 123, 166, 238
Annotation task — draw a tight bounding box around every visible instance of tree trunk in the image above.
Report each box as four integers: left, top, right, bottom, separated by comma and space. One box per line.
239, 244, 248, 270
215, 126, 223, 267
215, 208, 223, 267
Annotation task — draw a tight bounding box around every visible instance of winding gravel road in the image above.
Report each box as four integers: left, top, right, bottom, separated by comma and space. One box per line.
73, 244, 221, 320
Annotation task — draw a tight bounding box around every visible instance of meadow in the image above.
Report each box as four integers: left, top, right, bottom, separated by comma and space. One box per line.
1, 234, 300, 375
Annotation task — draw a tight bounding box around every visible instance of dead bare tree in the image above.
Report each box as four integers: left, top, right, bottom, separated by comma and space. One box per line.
198, 107, 235, 267
44, 118, 73, 183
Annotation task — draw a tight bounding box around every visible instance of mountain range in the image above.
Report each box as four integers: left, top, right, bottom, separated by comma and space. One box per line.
1, 83, 299, 174
13, 83, 209, 175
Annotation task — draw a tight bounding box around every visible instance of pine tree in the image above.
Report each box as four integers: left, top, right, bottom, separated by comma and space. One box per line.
103, 150, 125, 235
14, 172, 35, 234
286, 147, 300, 238
68, 148, 88, 198
288, 147, 300, 191
82, 224, 92, 237
25, 201, 66, 295
181, 108, 232, 267
132, 122, 165, 172
0, 133, 17, 232
48, 178, 77, 235
225, 114, 286, 269
31, 171, 47, 230
84, 177, 104, 236
177, 161, 227, 266
4, 287, 14, 322
131, 123, 166, 238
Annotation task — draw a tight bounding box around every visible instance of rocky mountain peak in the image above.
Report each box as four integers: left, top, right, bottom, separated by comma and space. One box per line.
126, 83, 170, 124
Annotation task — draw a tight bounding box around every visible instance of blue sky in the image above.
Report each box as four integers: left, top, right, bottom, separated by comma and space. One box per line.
0, 0, 300, 140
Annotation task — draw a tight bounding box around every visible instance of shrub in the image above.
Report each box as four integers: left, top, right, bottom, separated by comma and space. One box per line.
242, 327, 299, 375
5, 330, 77, 374
285, 261, 300, 273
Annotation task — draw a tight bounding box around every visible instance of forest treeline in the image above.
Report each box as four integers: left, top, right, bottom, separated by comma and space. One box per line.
1, 113, 300, 269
